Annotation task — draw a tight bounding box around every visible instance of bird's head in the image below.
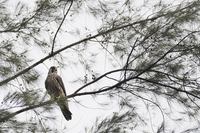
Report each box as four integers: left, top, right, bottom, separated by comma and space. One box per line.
48, 66, 57, 74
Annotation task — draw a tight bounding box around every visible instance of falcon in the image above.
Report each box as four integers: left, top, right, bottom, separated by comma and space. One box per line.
45, 66, 72, 120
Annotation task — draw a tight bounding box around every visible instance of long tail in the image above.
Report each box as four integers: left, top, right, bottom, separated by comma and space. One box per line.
57, 100, 72, 121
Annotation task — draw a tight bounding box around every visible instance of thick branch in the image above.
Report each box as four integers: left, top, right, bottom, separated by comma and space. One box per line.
1, 68, 200, 122
0, 69, 133, 122
0, 14, 168, 86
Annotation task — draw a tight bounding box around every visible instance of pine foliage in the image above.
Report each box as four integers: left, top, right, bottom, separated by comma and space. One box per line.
0, 0, 200, 132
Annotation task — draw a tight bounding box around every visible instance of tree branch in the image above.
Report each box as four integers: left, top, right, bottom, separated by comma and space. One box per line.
73, 69, 125, 94
0, 14, 169, 86
51, 1, 73, 54
137, 77, 200, 99
0, 100, 54, 122
124, 38, 138, 80
0, 69, 134, 122
1, 67, 200, 122
134, 30, 200, 79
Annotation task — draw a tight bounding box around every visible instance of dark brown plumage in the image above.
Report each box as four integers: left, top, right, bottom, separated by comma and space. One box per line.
45, 66, 72, 121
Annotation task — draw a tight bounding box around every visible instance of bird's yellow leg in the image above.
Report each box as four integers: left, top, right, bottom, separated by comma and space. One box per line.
56, 96, 61, 99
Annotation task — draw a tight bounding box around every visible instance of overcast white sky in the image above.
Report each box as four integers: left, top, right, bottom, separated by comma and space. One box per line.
1, 0, 197, 132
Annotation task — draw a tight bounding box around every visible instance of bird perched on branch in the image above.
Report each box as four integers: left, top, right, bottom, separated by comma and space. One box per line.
45, 66, 72, 121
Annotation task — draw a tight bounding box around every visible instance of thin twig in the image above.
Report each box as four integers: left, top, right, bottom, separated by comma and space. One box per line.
124, 38, 138, 80
137, 77, 200, 99
0, 100, 54, 122
51, 1, 73, 54
119, 87, 165, 133
134, 30, 200, 79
